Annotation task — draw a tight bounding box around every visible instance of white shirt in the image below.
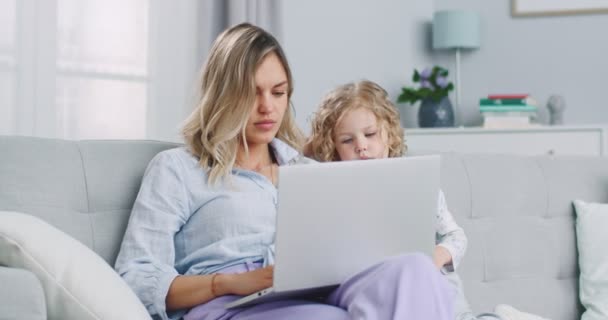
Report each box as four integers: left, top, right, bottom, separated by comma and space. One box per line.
435, 189, 468, 273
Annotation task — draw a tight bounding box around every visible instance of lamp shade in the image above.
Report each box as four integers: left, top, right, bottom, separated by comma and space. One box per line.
433, 10, 480, 49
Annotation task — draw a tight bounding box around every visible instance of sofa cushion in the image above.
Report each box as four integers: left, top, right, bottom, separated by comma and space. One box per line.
0, 266, 46, 320
573, 200, 608, 320
0, 210, 151, 320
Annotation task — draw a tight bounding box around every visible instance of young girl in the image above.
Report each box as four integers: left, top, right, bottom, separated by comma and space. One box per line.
306, 80, 502, 320
307, 80, 466, 272
115, 25, 454, 320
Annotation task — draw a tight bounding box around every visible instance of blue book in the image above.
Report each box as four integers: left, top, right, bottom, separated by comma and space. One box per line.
479, 105, 537, 113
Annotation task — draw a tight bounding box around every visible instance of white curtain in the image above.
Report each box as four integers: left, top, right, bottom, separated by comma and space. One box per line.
0, 0, 280, 142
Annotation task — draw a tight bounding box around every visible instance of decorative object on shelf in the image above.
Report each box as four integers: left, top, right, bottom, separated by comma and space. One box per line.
512, 0, 608, 17
418, 96, 455, 128
432, 10, 481, 117
547, 94, 566, 125
398, 66, 455, 128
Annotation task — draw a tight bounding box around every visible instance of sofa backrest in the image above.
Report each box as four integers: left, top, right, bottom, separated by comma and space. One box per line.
3, 136, 608, 320
437, 152, 608, 320
0, 136, 178, 265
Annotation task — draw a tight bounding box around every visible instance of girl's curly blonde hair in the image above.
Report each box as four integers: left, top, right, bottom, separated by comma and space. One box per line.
307, 80, 406, 162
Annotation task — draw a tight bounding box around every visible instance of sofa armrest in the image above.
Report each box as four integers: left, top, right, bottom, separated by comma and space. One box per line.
0, 266, 47, 320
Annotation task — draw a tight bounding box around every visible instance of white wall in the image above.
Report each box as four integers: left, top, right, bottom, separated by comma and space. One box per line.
434, 0, 608, 126
148, 1, 202, 142
280, 0, 434, 132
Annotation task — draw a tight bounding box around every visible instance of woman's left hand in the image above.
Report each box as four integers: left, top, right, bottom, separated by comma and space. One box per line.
432, 245, 452, 270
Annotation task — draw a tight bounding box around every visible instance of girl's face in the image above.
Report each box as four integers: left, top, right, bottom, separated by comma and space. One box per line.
333, 108, 390, 161
244, 52, 289, 147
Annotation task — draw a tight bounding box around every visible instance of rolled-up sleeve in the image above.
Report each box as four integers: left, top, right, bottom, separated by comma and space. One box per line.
435, 189, 468, 273
115, 151, 189, 320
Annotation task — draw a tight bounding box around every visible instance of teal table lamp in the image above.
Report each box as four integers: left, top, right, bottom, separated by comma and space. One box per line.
433, 10, 480, 109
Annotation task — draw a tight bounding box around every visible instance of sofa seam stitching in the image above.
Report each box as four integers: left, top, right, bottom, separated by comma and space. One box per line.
76, 142, 96, 253
459, 154, 474, 220
460, 155, 488, 282
534, 157, 550, 219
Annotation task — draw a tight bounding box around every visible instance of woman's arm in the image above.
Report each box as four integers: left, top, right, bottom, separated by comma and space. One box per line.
115, 151, 191, 319
165, 266, 274, 311
117, 150, 279, 316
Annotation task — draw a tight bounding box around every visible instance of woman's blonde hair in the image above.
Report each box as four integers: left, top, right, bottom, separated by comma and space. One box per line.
183, 23, 304, 185
307, 80, 406, 162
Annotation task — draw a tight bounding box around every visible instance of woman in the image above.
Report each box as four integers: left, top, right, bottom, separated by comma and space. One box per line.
115, 23, 454, 320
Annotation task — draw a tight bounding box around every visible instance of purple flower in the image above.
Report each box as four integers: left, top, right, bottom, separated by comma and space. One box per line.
436, 76, 449, 88
420, 80, 433, 89
419, 68, 432, 80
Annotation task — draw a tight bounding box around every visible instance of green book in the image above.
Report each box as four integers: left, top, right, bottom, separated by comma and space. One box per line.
479, 98, 536, 106
479, 105, 537, 112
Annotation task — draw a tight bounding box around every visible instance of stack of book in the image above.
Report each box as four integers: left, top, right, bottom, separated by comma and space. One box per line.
479, 94, 538, 129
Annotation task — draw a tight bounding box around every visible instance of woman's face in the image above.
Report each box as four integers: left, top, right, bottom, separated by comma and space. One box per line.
333, 107, 390, 161
244, 52, 289, 147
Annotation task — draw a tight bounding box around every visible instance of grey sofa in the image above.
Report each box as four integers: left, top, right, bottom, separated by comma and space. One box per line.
1, 136, 606, 320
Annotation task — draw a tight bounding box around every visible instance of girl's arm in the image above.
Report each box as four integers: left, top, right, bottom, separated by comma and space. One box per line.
434, 190, 468, 272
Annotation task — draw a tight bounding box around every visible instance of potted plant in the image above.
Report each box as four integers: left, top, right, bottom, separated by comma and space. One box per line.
397, 66, 455, 127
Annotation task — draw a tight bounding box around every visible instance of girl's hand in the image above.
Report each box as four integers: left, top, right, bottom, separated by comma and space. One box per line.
218, 266, 274, 296
432, 246, 453, 270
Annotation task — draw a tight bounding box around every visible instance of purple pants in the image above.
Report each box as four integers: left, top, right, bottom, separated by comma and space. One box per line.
184, 253, 454, 320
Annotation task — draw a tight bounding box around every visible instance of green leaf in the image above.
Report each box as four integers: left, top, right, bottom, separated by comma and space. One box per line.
396, 93, 406, 103
397, 87, 419, 104
413, 70, 420, 82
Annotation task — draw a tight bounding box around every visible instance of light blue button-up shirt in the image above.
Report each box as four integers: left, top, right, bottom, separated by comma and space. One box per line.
114, 139, 311, 320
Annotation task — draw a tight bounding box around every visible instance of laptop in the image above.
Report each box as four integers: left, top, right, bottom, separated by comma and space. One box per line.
225, 155, 440, 309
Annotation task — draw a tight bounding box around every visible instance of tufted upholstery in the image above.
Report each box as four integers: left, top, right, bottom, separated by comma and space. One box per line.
0, 136, 179, 265
438, 153, 608, 320
2, 136, 607, 319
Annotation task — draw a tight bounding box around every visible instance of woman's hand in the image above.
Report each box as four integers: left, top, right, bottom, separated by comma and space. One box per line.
166, 266, 273, 311
432, 246, 453, 270
217, 266, 274, 296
